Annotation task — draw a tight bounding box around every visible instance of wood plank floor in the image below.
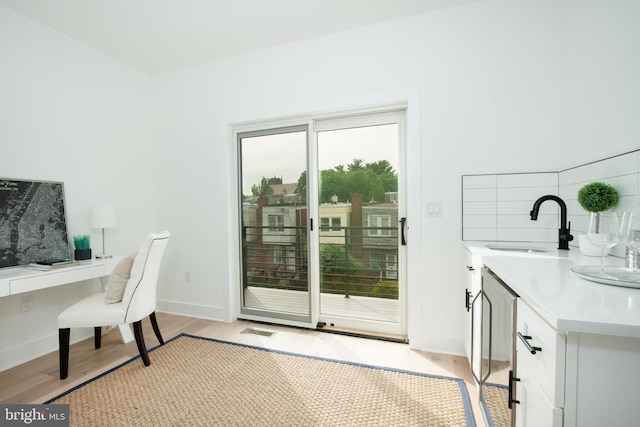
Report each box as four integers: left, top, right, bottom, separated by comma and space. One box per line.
0, 313, 485, 426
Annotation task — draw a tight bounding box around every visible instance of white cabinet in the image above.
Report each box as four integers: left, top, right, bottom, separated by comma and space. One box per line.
464, 243, 640, 426
515, 299, 565, 426
515, 298, 640, 427
514, 361, 563, 427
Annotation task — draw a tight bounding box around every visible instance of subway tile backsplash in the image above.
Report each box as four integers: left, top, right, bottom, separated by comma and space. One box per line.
462, 172, 558, 243
463, 150, 640, 250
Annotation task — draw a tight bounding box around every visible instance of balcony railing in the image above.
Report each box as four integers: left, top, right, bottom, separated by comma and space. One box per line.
242, 225, 398, 299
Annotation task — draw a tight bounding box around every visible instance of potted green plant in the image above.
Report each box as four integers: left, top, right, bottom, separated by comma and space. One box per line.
577, 182, 619, 255
73, 235, 92, 260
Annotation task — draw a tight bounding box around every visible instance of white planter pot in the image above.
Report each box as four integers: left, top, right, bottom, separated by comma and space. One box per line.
578, 234, 611, 257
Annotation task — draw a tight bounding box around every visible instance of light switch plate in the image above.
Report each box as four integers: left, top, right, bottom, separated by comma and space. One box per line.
426, 201, 443, 217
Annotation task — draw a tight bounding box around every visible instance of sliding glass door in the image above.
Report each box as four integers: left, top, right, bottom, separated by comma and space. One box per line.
237, 125, 311, 325
315, 112, 405, 337
236, 108, 406, 337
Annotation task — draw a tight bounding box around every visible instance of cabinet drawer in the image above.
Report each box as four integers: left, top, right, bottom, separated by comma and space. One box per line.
515, 362, 563, 427
516, 300, 566, 406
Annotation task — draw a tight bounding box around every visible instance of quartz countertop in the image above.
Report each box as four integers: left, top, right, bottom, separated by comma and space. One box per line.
465, 242, 640, 339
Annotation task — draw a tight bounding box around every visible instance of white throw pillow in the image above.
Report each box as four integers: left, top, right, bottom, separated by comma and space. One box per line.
104, 254, 136, 304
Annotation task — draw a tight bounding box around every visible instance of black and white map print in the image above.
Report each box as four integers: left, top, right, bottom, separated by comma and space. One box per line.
0, 179, 71, 268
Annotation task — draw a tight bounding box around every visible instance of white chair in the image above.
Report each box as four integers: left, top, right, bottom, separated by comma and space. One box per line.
58, 231, 170, 379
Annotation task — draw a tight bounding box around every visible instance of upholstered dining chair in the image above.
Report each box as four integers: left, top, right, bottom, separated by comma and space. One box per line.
57, 231, 170, 379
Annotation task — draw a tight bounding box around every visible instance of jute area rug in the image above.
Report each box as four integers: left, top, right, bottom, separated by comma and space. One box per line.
47, 334, 476, 426
482, 384, 510, 427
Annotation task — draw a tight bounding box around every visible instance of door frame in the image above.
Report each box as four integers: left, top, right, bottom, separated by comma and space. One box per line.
229, 96, 422, 346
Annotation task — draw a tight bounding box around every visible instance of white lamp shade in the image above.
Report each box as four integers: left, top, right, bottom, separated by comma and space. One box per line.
89, 205, 117, 229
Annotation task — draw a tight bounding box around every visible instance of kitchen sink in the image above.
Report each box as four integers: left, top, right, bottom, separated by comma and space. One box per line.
485, 245, 547, 253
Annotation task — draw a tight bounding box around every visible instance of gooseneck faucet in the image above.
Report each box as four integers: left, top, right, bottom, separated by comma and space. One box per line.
530, 195, 574, 250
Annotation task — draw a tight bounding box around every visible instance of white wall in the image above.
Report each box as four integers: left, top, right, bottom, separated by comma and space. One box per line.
0, 5, 155, 369
1, 0, 639, 368
151, 0, 640, 354
558, 0, 640, 161
151, 0, 564, 353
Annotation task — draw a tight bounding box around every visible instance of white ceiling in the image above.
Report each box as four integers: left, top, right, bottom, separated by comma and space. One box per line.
0, 0, 477, 75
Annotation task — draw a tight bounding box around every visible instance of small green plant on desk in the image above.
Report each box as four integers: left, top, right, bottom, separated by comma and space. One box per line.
73, 235, 92, 260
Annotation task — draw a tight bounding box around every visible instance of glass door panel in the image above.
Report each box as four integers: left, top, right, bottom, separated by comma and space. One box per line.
316, 121, 403, 336
238, 126, 311, 324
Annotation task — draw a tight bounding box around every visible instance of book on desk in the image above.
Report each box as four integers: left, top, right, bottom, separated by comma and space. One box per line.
28, 259, 80, 271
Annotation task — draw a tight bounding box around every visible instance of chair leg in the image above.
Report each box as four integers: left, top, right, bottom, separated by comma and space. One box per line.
59, 328, 70, 380
149, 312, 164, 345
133, 320, 150, 366
94, 327, 102, 349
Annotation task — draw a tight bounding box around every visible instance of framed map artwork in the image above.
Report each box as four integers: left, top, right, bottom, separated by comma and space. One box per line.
0, 178, 71, 268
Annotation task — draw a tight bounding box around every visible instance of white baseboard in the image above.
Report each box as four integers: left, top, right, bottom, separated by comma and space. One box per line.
0, 329, 93, 372
0, 302, 226, 372
419, 336, 466, 357
156, 299, 227, 322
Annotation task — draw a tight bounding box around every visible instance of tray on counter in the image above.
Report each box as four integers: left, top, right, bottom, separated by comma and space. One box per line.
571, 266, 640, 289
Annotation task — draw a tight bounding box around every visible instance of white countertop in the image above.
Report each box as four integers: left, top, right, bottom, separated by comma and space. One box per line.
465, 242, 640, 339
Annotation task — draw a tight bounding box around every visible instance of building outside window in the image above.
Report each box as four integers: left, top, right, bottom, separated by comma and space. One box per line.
370, 252, 381, 269
368, 214, 391, 236
320, 216, 342, 231
273, 246, 283, 264
331, 217, 341, 231
268, 214, 285, 232
386, 254, 398, 279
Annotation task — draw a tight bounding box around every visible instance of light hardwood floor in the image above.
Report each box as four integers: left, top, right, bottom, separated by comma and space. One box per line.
0, 313, 485, 426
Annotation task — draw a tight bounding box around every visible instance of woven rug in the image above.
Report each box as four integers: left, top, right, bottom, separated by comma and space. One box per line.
482, 383, 510, 427
46, 334, 476, 426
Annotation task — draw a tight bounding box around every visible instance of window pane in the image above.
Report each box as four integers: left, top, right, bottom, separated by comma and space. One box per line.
239, 127, 310, 322
370, 252, 381, 269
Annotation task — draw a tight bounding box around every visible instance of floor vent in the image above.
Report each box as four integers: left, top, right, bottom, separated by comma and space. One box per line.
241, 328, 275, 338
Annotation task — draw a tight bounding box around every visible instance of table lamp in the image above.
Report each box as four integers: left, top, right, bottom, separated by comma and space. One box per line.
90, 205, 117, 258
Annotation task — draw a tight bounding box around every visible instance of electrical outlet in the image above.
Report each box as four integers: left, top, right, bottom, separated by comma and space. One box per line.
21, 294, 35, 312
185, 270, 192, 283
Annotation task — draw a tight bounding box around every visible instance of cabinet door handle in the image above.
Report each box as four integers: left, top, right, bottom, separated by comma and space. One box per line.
508, 369, 520, 408
465, 289, 472, 311
517, 331, 542, 354
466, 265, 474, 271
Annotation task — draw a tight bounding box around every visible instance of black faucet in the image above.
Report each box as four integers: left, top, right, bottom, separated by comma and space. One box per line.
530, 195, 574, 250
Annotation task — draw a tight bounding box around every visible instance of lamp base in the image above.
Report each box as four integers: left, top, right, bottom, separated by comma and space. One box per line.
96, 253, 113, 259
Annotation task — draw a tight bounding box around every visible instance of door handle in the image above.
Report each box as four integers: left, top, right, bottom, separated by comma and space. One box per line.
517, 332, 542, 354
399, 217, 407, 245
465, 289, 472, 312
508, 369, 520, 408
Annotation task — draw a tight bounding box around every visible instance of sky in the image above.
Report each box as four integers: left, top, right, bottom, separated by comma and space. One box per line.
240, 124, 398, 196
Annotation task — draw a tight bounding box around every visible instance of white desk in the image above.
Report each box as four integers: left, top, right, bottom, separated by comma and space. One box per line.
0, 258, 121, 297
0, 257, 134, 343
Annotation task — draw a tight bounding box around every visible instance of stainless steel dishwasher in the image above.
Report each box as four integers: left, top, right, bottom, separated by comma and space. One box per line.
475, 267, 518, 427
